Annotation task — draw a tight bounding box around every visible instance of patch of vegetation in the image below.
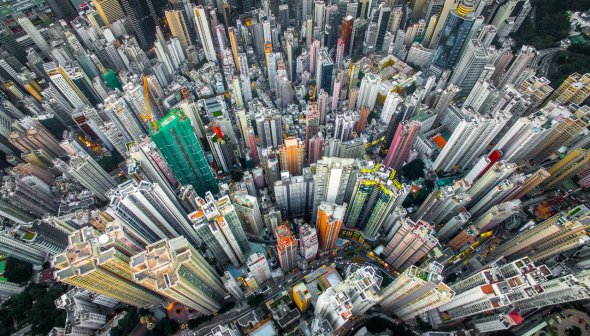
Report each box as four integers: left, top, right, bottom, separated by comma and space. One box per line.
0, 283, 68, 336
3, 258, 33, 284
551, 45, 590, 88
187, 314, 213, 330
399, 159, 425, 181
247, 294, 265, 307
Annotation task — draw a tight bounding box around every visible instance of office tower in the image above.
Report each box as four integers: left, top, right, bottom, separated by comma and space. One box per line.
130, 237, 226, 315
299, 224, 318, 261
92, 0, 125, 27
106, 179, 198, 245
45, 0, 77, 19
356, 73, 381, 110
54, 154, 117, 202
383, 120, 422, 171
431, 0, 476, 69
544, 149, 590, 189
433, 106, 509, 173
316, 49, 334, 93
0, 29, 27, 65
278, 137, 305, 175
549, 72, 590, 106
350, 18, 368, 59
9, 122, 66, 159
194, 6, 217, 62
315, 266, 381, 332
232, 193, 264, 235
383, 219, 437, 270
380, 263, 454, 321
275, 225, 298, 273
1, 175, 57, 218
312, 157, 355, 217
316, 203, 346, 251
151, 109, 218, 195
520, 76, 553, 108
189, 192, 249, 267
166, 10, 191, 49
52, 227, 162, 307
17, 17, 50, 56
120, 0, 157, 49
468, 161, 517, 202
223, 272, 244, 301
247, 252, 272, 285
489, 205, 590, 262
450, 39, 493, 96
498, 45, 536, 88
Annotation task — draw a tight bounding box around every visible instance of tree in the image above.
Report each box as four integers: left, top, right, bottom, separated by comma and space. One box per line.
247, 294, 265, 307
3, 258, 33, 283
566, 326, 582, 336
231, 169, 244, 182
399, 159, 425, 181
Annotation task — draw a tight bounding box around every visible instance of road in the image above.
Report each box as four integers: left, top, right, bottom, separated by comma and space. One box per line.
183, 245, 396, 335
533, 47, 564, 78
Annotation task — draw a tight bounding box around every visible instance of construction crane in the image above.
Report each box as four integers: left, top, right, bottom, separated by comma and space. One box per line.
140, 75, 158, 131
310, 84, 318, 106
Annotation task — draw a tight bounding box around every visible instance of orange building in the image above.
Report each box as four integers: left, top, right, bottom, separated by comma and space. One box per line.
316, 202, 346, 251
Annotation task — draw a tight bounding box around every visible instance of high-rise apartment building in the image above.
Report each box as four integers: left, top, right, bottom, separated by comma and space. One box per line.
247, 252, 272, 285
383, 120, 422, 171
54, 153, 117, 202
231, 193, 264, 235
275, 225, 298, 273
193, 6, 217, 62
278, 137, 305, 176
544, 148, 590, 189
312, 157, 355, 219
274, 170, 315, 219
379, 263, 454, 320
17, 17, 50, 56
548, 72, 590, 106
299, 224, 318, 261
151, 109, 218, 196
316, 203, 346, 251
356, 73, 381, 110
165, 10, 192, 49
189, 192, 249, 267
1, 175, 57, 218
130, 237, 226, 315
498, 45, 536, 88
383, 218, 438, 270
489, 205, 590, 262
52, 227, 162, 307
106, 180, 199, 246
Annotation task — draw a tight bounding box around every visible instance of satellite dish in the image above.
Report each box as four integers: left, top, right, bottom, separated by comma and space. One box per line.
98, 234, 109, 244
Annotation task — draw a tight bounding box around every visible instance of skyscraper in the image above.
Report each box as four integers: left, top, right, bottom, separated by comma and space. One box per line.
52, 227, 162, 307
130, 237, 226, 315
312, 157, 355, 219
54, 153, 117, 202
17, 17, 50, 57
165, 10, 192, 49
106, 180, 199, 246
379, 263, 454, 320
151, 109, 218, 195
194, 6, 217, 62
383, 120, 422, 171
120, 0, 158, 49
92, 0, 126, 27
299, 224, 318, 261
431, 0, 476, 69
548, 72, 590, 106
544, 149, 590, 189
488, 205, 590, 262
383, 218, 438, 270
247, 252, 272, 285
275, 225, 298, 273
189, 192, 249, 267
278, 137, 305, 176
316, 203, 346, 251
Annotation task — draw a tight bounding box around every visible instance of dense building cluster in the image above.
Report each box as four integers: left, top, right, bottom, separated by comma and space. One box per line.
0, 0, 589, 335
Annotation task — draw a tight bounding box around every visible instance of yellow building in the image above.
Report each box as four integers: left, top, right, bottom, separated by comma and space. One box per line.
52, 227, 162, 307
549, 72, 590, 105
290, 282, 312, 312
545, 149, 590, 189
92, 0, 125, 27
165, 10, 191, 49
